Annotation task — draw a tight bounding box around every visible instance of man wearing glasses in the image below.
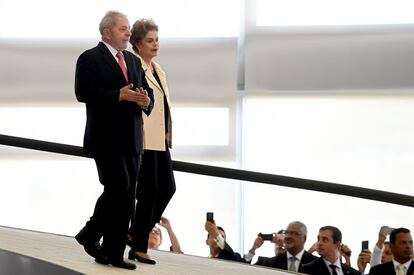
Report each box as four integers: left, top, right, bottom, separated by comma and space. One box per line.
261, 221, 318, 272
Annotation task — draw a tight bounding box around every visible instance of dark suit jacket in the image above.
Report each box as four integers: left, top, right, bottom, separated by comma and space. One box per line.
218, 242, 247, 263
255, 256, 270, 266
368, 261, 414, 275
261, 250, 318, 270
300, 257, 360, 275
75, 42, 154, 157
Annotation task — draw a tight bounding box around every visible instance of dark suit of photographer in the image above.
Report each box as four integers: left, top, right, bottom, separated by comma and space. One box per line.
262, 250, 317, 270
205, 222, 249, 263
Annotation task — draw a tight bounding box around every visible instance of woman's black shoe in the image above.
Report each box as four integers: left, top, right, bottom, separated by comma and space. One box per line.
128, 249, 156, 265
95, 257, 137, 270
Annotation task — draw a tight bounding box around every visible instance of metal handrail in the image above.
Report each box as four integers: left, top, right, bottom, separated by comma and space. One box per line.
0, 134, 412, 207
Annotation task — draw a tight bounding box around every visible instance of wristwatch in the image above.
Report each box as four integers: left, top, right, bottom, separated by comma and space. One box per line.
214, 234, 224, 243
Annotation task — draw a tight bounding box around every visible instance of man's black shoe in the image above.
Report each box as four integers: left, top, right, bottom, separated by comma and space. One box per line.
95, 258, 137, 270
75, 232, 107, 263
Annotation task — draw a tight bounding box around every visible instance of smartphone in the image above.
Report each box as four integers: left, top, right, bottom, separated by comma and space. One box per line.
259, 233, 274, 241
361, 240, 369, 251
206, 212, 214, 223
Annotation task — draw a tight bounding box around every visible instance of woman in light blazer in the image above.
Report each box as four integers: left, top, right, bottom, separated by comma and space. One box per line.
128, 18, 176, 265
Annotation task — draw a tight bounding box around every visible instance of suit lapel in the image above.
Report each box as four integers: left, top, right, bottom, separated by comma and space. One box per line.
97, 42, 127, 84
145, 64, 162, 91
407, 262, 414, 275
317, 258, 332, 275
136, 55, 162, 91
341, 263, 355, 274
153, 62, 167, 91
299, 251, 313, 267
280, 252, 288, 270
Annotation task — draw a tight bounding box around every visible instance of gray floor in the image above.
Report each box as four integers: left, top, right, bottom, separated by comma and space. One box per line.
0, 226, 294, 275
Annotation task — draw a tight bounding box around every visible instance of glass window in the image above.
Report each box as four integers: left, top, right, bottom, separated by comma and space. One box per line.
173, 107, 229, 146
0, 0, 240, 38
242, 95, 414, 196
256, 0, 414, 26
0, 106, 84, 146
0, 105, 229, 147
242, 95, 414, 268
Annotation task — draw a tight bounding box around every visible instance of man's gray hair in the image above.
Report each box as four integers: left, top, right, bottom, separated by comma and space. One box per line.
288, 221, 308, 236
99, 10, 126, 35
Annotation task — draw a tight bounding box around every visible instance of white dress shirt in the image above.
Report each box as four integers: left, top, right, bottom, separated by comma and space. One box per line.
323, 257, 344, 275
393, 259, 412, 275
287, 249, 305, 272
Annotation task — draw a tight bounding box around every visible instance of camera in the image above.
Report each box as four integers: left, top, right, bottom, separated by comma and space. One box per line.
259, 233, 274, 241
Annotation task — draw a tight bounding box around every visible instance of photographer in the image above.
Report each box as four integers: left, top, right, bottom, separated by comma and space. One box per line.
370, 225, 394, 267
246, 230, 285, 265
205, 221, 248, 263
357, 248, 372, 274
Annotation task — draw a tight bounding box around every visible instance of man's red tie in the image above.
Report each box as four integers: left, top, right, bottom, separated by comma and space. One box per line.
116, 51, 129, 82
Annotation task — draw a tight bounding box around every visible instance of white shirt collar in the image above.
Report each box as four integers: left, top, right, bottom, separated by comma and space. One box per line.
393, 258, 412, 273
101, 40, 120, 59
323, 257, 341, 271
287, 249, 305, 261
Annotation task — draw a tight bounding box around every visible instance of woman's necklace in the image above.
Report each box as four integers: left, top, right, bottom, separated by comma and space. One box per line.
145, 60, 154, 73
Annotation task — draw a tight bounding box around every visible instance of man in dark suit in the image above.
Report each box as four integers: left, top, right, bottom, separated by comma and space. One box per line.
300, 225, 360, 275
247, 229, 286, 265
368, 227, 413, 275
205, 222, 248, 263
74, 10, 153, 270
261, 221, 318, 271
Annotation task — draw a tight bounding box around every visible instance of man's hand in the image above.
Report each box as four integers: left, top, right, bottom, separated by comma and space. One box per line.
135, 87, 150, 108
357, 249, 371, 273
119, 84, 139, 102
249, 235, 264, 254
119, 85, 150, 108
376, 226, 388, 249
159, 216, 171, 230
308, 241, 318, 254
205, 221, 220, 239
340, 244, 352, 266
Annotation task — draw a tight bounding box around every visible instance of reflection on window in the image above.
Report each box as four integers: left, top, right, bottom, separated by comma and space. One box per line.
172, 107, 229, 146
0, 105, 229, 147
0, 0, 240, 38
0, 106, 84, 146
256, 0, 414, 26
243, 95, 414, 196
